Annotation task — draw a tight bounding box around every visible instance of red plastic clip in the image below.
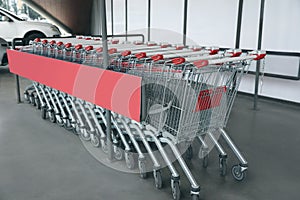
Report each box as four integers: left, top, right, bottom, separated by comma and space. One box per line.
57, 41, 64, 46
109, 48, 117, 54
176, 45, 184, 50
160, 43, 169, 48
122, 50, 132, 57
254, 53, 266, 60
193, 60, 209, 68
209, 49, 219, 55
151, 54, 164, 61
111, 39, 119, 44
34, 38, 41, 42
85, 45, 94, 51
85, 37, 92, 40
50, 40, 56, 45
134, 41, 143, 45
135, 52, 147, 59
75, 44, 83, 50
172, 57, 186, 65
231, 51, 242, 57
65, 43, 72, 48
96, 47, 103, 53
42, 39, 48, 44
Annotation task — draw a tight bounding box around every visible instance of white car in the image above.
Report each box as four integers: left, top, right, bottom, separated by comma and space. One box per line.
0, 37, 8, 66
0, 7, 61, 44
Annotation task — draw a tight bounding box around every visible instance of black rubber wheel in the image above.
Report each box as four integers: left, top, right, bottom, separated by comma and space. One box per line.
41, 107, 47, 119
24, 32, 46, 45
202, 154, 209, 168
171, 181, 181, 200
154, 170, 163, 189
35, 97, 41, 110
79, 130, 91, 141
114, 146, 124, 161
191, 194, 199, 200
30, 95, 36, 106
91, 134, 100, 148
219, 158, 227, 177
185, 145, 193, 160
139, 161, 147, 179
57, 118, 64, 127
125, 152, 135, 170
48, 111, 56, 123
231, 165, 246, 181
24, 92, 29, 102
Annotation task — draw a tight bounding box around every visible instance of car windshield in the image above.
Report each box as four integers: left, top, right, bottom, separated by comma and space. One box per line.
0, 8, 24, 21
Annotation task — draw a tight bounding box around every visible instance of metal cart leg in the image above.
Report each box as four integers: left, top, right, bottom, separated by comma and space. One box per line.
207, 131, 228, 176
15, 75, 21, 103
219, 128, 248, 181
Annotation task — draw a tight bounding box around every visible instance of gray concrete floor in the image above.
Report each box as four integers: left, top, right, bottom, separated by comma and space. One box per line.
1, 66, 300, 200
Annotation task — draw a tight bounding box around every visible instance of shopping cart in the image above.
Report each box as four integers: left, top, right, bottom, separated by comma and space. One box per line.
14, 36, 266, 200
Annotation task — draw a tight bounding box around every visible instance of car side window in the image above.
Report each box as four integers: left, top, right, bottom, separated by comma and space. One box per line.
0, 13, 10, 22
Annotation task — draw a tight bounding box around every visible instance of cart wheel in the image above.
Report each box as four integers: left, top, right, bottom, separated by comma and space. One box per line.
79, 130, 90, 141
30, 95, 36, 106
24, 92, 29, 102
191, 194, 199, 200
219, 157, 227, 176
48, 111, 56, 123
35, 97, 41, 110
125, 152, 135, 170
101, 142, 108, 153
114, 146, 124, 161
64, 119, 72, 130
57, 118, 64, 127
154, 170, 162, 189
91, 134, 100, 148
185, 145, 193, 160
171, 181, 181, 200
139, 160, 147, 179
202, 154, 209, 168
231, 165, 246, 181
41, 107, 47, 119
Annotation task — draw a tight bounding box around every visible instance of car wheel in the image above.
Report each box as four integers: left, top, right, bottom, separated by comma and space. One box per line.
24, 32, 46, 45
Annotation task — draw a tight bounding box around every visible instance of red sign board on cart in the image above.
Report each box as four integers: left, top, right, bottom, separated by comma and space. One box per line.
7, 50, 142, 122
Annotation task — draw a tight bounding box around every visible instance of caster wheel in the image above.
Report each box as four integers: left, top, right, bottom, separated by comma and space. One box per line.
219, 157, 227, 177
30, 95, 36, 106
231, 165, 246, 181
57, 118, 64, 127
41, 107, 47, 119
125, 152, 135, 170
48, 111, 56, 123
154, 170, 162, 189
64, 119, 73, 130
35, 97, 41, 110
171, 181, 181, 200
24, 92, 29, 102
202, 154, 209, 168
114, 146, 124, 161
139, 161, 147, 179
191, 194, 199, 200
91, 134, 100, 148
185, 145, 193, 160
79, 130, 91, 141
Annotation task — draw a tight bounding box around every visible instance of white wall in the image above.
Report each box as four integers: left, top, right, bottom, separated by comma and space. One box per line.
91, 0, 300, 103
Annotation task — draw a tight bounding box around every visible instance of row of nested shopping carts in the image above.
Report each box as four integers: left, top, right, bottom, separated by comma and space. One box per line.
19, 36, 266, 200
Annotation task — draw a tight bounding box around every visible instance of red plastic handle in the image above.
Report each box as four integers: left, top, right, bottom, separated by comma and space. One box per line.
193, 60, 209, 68
160, 43, 169, 48
65, 43, 72, 48
122, 50, 132, 57
135, 52, 147, 59
85, 37, 92, 40
231, 52, 242, 57
111, 39, 119, 44
42, 39, 48, 44
147, 42, 157, 46
109, 48, 117, 54
34, 38, 41, 42
176, 45, 184, 50
172, 57, 186, 65
50, 40, 56, 45
209, 49, 219, 55
85, 45, 94, 51
57, 41, 64, 46
254, 53, 266, 60
77, 36, 83, 39
96, 47, 103, 53
151, 54, 164, 61
75, 44, 83, 50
